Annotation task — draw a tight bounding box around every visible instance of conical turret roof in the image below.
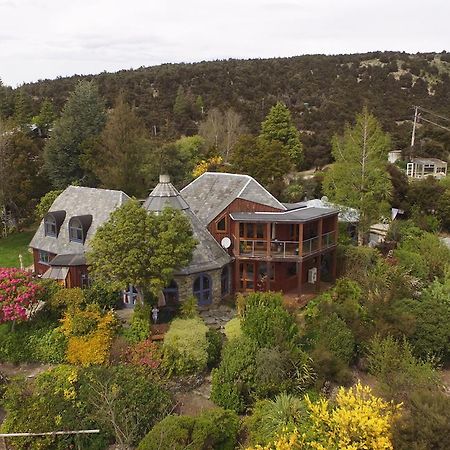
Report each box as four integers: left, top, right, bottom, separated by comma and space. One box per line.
143, 175, 231, 274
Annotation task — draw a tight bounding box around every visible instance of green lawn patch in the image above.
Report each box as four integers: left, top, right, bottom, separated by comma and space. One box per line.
0, 231, 35, 268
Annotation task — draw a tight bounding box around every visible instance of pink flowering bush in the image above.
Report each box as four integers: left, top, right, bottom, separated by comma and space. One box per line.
0, 268, 43, 324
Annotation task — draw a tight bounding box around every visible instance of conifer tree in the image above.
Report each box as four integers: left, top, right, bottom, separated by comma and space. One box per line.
90, 93, 150, 197
44, 81, 106, 188
32, 99, 56, 137
260, 101, 303, 169
323, 108, 392, 244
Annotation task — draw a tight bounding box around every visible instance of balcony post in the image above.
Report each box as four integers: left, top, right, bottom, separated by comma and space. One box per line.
266, 223, 271, 257
298, 223, 303, 256
331, 248, 337, 281
315, 256, 322, 293
235, 221, 240, 256
334, 214, 339, 244
318, 218, 323, 250
297, 260, 303, 296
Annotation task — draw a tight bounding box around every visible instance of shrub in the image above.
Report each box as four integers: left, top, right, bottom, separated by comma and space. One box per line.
49, 287, 84, 313
163, 317, 209, 375
61, 304, 117, 366
241, 291, 299, 349
206, 328, 223, 368
137, 408, 239, 450
224, 317, 242, 340
84, 281, 120, 310
245, 394, 305, 446
122, 304, 151, 344
123, 339, 162, 376
0, 365, 108, 450
211, 336, 258, 413
0, 268, 43, 324
180, 296, 199, 318
31, 326, 67, 364
81, 365, 172, 448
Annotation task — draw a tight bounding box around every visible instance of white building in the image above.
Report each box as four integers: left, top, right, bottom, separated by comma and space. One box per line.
406, 158, 447, 179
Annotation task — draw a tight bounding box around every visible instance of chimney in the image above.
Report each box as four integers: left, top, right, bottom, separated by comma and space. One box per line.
159, 174, 170, 183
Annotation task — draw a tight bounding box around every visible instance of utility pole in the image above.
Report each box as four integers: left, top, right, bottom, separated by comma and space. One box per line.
410, 105, 419, 149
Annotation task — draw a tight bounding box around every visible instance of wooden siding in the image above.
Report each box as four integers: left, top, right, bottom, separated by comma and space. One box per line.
207, 198, 283, 244
32, 248, 57, 275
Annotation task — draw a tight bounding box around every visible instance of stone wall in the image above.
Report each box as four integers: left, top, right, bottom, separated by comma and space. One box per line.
174, 268, 223, 307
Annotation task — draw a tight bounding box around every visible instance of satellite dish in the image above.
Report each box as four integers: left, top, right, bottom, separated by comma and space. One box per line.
221, 237, 232, 249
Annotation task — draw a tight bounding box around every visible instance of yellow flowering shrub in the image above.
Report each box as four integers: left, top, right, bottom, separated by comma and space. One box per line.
192, 156, 223, 177
60, 304, 117, 366
248, 383, 401, 450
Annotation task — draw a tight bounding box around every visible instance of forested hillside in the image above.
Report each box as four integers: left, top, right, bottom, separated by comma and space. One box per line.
3, 51, 450, 167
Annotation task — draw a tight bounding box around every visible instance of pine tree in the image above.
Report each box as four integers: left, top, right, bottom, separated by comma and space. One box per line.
13, 90, 33, 128
323, 108, 392, 244
44, 81, 106, 188
90, 93, 150, 197
32, 99, 56, 137
260, 101, 303, 169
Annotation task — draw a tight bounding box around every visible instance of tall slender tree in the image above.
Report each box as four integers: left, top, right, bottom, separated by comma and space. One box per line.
44, 81, 106, 188
90, 93, 150, 197
323, 108, 392, 244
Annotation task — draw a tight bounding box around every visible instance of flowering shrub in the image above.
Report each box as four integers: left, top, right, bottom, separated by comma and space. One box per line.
60, 304, 117, 366
247, 383, 401, 450
192, 156, 223, 177
0, 268, 43, 323
123, 339, 162, 376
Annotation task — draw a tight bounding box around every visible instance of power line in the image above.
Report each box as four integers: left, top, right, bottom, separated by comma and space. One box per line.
416, 106, 450, 123
419, 116, 450, 133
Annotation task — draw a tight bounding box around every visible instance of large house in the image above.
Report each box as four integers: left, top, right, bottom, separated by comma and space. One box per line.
30, 173, 339, 307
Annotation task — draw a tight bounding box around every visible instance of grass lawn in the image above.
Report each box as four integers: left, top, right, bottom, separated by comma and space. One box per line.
0, 231, 35, 268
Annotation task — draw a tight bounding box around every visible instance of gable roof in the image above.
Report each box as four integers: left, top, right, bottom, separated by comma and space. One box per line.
30, 186, 130, 256
180, 172, 286, 225
143, 175, 231, 274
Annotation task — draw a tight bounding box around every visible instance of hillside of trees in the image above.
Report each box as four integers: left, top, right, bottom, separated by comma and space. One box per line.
2, 51, 450, 167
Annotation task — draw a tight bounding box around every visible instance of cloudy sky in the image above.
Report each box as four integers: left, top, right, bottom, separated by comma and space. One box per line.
1, 0, 448, 86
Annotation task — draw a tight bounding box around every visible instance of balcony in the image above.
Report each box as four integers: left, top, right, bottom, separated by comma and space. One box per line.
234, 230, 336, 259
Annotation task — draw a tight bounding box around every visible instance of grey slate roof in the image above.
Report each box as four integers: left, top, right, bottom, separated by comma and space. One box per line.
180, 172, 286, 225
144, 176, 231, 275
288, 199, 360, 223
30, 186, 130, 256
49, 254, 87, 266
230, 207, 338, 223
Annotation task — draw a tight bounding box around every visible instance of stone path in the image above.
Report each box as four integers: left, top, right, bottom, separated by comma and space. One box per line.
200, 305, 236, 330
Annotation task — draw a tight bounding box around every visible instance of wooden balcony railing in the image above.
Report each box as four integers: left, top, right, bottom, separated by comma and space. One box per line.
234, 232, 336, 258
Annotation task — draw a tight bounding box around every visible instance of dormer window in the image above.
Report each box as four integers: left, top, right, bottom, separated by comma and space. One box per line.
68, 215, 92, 244
44, 216, 57, 237
69, 218, 84, 243
44, 211, 66, 237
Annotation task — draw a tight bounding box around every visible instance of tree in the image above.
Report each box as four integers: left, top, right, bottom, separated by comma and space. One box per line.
35, 190, 63, 220
0, 121, 48, 225
260, 101, 303, 169
199, 107, 246, 161
230, 135, 291, 193
32, 99, 56, 137
88, 200, 197, 302
89, 93, 151, 197
44, 81, 106, 188
323, 108, 392, 244
13, 89, 33, 127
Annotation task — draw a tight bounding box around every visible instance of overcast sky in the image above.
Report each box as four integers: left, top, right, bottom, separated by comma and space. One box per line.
1, 0, 449, 87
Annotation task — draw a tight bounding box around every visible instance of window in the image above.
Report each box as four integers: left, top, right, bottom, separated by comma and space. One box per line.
38, 250, 50, 264
193, 273, 212, 306
81, 273, 92, 289
221, 266, 230, 296
216, 216, 226, 232
69, 218, 84, 243
44, 216, 57, 237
